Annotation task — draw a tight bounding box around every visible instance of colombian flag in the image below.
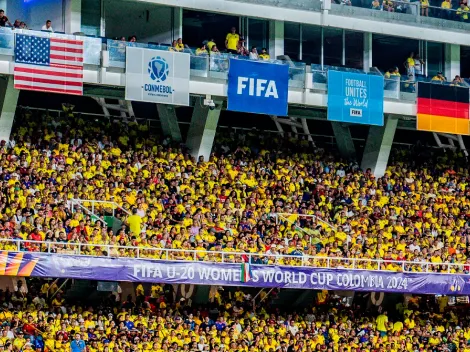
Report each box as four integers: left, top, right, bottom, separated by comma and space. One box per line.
417, 82, 470, 135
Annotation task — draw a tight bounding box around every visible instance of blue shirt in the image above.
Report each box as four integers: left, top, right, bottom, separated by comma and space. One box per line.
70, 340, 85, 352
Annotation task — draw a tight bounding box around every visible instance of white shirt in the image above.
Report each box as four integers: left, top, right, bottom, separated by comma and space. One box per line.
42, 25, 53, 32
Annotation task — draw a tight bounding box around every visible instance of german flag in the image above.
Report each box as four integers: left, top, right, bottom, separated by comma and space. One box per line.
417, 82, 470, 135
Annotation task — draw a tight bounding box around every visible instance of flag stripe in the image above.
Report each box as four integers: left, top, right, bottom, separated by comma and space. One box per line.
51, 38, 84, 46
50, 54, 83, 62
50, 46, 83, 53
416, 98, 469, 119
417, 113, 470, 135
14, 75, 83, 86
14, 66, 83, 79
418, 82, 469, 103
14, 84, 83, 95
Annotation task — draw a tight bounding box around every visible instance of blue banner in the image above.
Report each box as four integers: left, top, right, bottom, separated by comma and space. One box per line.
227, 58, 289, 116
5, 251, 470, 295
327, 71, 384, 126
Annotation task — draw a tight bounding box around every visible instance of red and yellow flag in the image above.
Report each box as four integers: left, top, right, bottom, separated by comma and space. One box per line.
417, 82, 470, 135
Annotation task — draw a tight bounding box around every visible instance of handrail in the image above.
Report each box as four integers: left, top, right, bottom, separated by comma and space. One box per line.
70, 198, 131, 216
3, 238, 468, 275
276, 212, 337, 231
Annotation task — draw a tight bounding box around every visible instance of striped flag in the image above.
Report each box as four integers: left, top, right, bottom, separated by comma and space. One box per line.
417, 82, 470, 135
14, 34, 83, 95
241, 262, 252, 283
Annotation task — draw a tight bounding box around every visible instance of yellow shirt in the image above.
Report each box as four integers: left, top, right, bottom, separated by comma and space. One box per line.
441, 1, 451, 8
127, 214, 142, 235
226, 33, 239, 50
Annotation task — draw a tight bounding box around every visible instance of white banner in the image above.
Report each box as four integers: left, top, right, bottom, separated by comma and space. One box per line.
125, 46, 190, 106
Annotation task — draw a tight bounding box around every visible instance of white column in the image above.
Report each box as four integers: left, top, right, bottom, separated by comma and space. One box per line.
0, 76, 19, 143
186, 98, 221, 162
269, 20, 284, 59
361, 116, 398, 178
444, 43, 460, 81
173, 7, 183, 41
156, 104, 182, 142
363, 32, 372, 73
64, 0, 82, 34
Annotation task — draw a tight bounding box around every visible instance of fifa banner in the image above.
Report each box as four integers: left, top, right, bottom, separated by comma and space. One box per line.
4, 251, 470, 295
125, 46, 190, 106
227, 58, 289, 116
327, 70, 384, 126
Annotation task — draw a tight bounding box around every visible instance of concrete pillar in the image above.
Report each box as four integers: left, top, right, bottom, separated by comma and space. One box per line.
0, 76, 19, 143
269, 20, 284, 59
363, 32, 372, 73
331, 122, 356, 160
186, 98, 221, 162
156, 104, 182, 142
172, 7, 183, 41
361, 116, 398, 178
444, 43, 460, 81
64, 0, 82, 34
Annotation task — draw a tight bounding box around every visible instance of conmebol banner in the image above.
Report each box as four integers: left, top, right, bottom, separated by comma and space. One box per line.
125, 46, 190, 106
3, 251, 469, 295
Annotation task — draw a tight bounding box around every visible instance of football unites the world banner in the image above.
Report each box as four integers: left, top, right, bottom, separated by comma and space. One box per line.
327, 70, 384, 126
3, 250, 470, 295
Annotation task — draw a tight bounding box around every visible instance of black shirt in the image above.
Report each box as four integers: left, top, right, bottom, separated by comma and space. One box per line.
0, 16, 9, 27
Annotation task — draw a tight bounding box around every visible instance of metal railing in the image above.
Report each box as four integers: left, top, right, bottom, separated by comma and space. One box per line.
3, 238, 469, 275
69, 199, 131, 217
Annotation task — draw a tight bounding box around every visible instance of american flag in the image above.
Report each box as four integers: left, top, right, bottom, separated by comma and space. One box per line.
14, 34, 84, 95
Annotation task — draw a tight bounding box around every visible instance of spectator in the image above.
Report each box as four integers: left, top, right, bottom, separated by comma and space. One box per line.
259, 48, 270, 60
128, 35, 137, 43
19, 22, 27, 30
12, 19, 20, 29
451, 75, 464, 86
70, 333, 85, 352
249, 46, 259, 60
383, 0, 395, 11
196, 44, 208, 56
237, 37, 249, 56
176, 37, 186, 51
41, 20, 53, 32
431, 71, 446, 82
225, 27, 240, 54
421, 0, 430, 16
0, 10, 11, 27
391, 66, 401, 77
126, 208, 142, 236
206, 38, 216, 51
371, 0, 381, 9
405, 52, 416, 78
440, 0, 453, 18
457, 2, 469, 20
169, 39, 180, 52
341, 0, 352, 5
403, 73, 416, 93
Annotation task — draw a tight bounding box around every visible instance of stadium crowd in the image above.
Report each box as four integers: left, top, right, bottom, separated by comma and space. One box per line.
0, 108, 468, 274
0, 279, 467, 352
